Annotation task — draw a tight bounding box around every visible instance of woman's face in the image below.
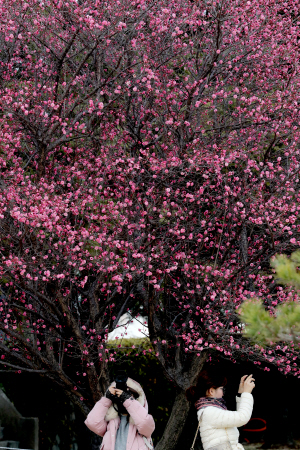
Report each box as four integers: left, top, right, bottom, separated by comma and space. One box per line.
207, 386, 225, 398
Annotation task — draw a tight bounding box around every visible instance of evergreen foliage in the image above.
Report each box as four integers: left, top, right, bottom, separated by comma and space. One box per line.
240, 251, 300, 345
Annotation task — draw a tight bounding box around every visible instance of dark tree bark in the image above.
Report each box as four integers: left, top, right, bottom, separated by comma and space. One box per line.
155, 390, 193, 450
154, 352, 208, 450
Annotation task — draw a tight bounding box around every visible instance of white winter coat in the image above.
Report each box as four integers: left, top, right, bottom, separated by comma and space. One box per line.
197, 392, 253, 450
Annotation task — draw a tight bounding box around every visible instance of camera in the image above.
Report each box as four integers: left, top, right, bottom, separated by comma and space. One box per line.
114, 371, 139, 400
115, 371, 128, 393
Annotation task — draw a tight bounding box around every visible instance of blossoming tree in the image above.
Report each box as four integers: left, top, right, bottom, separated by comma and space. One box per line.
1, 0, 300, 448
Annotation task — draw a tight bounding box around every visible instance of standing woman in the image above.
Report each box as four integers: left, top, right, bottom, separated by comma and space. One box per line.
85, 375, 155, 450
187, 370, 255, 450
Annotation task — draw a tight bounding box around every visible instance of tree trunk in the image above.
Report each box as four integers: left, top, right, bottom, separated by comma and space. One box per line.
155, 390, 192, 450
155, 351, 208, 450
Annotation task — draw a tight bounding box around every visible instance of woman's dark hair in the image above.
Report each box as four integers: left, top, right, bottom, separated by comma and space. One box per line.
186, 369, 227, 403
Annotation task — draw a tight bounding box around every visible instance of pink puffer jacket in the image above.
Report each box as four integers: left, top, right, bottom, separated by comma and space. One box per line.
85, 378, 155, 450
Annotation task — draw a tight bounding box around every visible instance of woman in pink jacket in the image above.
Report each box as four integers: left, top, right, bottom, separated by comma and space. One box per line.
85, 375, 155, 450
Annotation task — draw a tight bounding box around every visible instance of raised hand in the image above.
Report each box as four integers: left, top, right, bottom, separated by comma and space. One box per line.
243, 374, 255, 393
115, 389, 124, 397
238, 375, 248, 394
108, 387, 117, 396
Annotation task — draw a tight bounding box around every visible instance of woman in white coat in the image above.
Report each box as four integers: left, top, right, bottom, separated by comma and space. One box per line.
188, 370, 255, 450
